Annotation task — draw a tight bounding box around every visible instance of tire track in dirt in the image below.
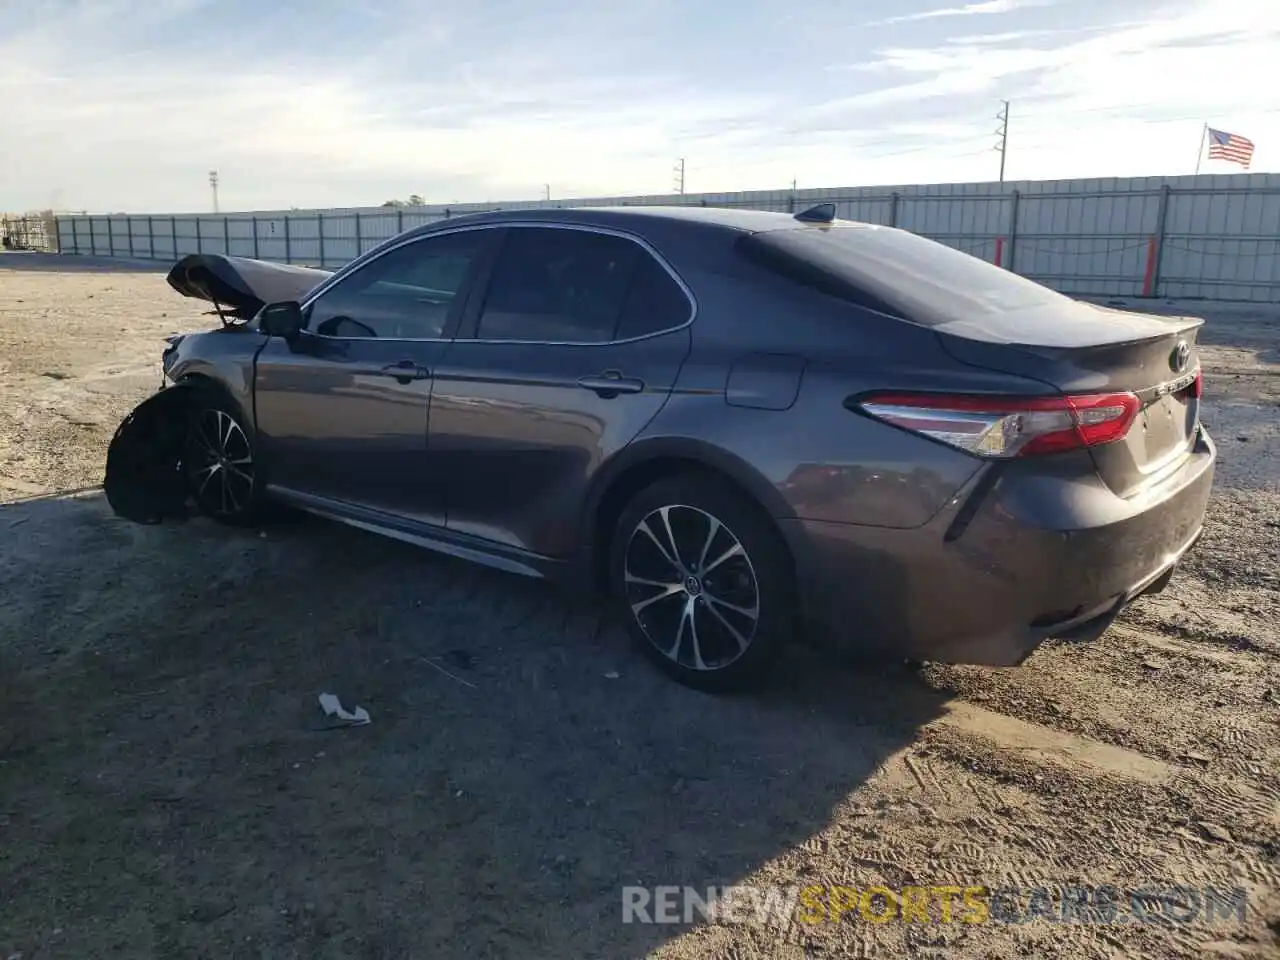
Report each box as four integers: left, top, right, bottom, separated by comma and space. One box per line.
920, 619, 1279, 786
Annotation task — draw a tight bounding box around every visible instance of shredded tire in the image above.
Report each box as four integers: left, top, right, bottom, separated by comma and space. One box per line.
102, 387, 193, 524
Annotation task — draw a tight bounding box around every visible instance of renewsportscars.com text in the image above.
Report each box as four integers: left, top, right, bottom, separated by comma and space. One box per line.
621, 884, 1249, 927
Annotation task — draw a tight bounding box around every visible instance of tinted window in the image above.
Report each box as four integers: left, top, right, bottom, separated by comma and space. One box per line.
615, 255, 692, 340
307, 230, 485, 338
477, 228, 642, 342
739, 225, 1068, 326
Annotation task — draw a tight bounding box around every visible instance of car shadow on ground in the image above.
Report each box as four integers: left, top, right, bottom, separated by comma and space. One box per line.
0, 490, 949, 960
0, 252, 169, 273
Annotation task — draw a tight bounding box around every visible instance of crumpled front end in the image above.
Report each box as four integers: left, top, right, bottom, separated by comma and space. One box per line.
103, 385, 198, 524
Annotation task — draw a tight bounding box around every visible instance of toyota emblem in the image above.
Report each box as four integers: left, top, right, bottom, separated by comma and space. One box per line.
1171, 340, 1190, 373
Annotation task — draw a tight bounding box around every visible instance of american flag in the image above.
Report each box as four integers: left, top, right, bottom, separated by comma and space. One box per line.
1206, 128, 1255, 168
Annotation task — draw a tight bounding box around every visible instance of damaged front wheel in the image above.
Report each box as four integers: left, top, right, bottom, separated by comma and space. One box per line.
183, 398, 266, 525
104, 383, 269, 526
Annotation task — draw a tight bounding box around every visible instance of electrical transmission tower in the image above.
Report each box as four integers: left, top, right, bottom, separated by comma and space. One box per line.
673, 158, 686, 195
209, 170, 220, 213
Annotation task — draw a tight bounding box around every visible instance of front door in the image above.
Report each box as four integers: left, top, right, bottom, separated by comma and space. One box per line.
253, 228, 494, 525
427, 225, 694, 556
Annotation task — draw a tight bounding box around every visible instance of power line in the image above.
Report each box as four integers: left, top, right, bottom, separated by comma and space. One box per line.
825, 101, 1280, 169
825, 99, 1215, 152
659, 96, 1275, 195
1008, 98, 1280, 122
840, 101, 1280, 155
859, 137, 996, 161
1012, 105, 1280, 138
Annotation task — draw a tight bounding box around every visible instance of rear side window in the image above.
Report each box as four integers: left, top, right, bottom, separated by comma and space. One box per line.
738, 225, 1068, 326
477, 228, 641, 343
475, 227, 691, 343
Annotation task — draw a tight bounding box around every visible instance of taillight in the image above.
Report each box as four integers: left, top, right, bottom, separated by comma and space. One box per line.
853, 391, 1141, 458
1185, 368, 1204, 400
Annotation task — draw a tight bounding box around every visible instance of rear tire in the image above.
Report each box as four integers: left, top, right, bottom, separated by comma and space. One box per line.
608, 473, 796, 693
181, 390, 268, 526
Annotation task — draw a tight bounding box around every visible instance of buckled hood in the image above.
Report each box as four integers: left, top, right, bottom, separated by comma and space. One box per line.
166, 254, 332, 318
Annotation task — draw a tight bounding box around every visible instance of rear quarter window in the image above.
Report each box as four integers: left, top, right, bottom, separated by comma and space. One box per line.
615, 255, 692, 340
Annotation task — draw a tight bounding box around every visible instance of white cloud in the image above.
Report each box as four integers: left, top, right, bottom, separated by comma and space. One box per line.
781, 1, 1280, 186
814, 4, 1280, 126
2, 0, 1279, 212
946, 29, 1065, 43
872, 0, 1043, 26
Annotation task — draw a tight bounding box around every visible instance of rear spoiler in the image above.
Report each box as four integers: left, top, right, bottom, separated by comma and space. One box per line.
166, 254, 332, 319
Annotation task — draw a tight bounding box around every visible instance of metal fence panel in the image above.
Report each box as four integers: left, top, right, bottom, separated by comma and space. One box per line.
226, 216, 255, 258
51, 172, 1280, 302
358, 213, 402, 255
1159, 184, 1280, 300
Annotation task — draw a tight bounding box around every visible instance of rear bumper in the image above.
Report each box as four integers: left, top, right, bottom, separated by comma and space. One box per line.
781, 427, 1215, 666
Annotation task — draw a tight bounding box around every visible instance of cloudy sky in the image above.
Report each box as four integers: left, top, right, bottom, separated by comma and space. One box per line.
1, 0, 1276, 212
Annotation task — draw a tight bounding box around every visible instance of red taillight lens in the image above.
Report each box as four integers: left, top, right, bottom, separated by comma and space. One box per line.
855, 391, 1141, 459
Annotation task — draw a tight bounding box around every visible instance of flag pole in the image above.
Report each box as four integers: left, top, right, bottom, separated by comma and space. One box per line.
1194, 123, 1208, 175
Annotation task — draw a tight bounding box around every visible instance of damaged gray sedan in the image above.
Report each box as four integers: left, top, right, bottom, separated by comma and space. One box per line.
106, 206, 1214, 691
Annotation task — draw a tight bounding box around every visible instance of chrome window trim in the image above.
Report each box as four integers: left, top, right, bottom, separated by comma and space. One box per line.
297, 220, 698, 346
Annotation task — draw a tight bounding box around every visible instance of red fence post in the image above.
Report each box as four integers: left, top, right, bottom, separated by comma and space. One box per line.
994, 237, 1005, 268
1142, 236, 1158, 297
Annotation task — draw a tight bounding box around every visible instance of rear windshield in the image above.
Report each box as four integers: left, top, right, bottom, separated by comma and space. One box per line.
737, 224, 1069, 326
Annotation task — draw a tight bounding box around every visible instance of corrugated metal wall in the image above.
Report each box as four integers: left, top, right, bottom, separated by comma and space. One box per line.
55, 172, 1280, 302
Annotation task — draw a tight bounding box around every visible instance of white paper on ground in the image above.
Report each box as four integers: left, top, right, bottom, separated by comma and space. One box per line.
317, 692, 371, 726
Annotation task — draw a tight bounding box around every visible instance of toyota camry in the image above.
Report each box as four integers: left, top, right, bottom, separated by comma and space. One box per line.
103, 203, 1214, 691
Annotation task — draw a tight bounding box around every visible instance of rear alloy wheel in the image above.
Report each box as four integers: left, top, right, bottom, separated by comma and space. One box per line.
610, 475, 794, 692
183, 398, 265, 525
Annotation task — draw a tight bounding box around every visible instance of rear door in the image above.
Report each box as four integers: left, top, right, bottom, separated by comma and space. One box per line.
426, 224, 694, 556
253, 228, 496, 524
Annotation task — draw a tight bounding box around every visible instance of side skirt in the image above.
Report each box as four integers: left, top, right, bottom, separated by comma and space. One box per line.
267, 485, 573, 583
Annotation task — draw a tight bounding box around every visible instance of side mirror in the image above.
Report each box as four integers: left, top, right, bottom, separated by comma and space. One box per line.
257, 301, 303, 339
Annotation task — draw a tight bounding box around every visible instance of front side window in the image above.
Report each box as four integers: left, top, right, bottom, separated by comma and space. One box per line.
307, 230, 486, 339
476, 228, 649, 343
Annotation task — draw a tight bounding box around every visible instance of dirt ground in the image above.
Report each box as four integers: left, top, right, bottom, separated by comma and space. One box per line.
1, 252, 1277, 960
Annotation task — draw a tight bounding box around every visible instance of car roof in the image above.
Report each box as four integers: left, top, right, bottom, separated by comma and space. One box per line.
402, 204, 829, 239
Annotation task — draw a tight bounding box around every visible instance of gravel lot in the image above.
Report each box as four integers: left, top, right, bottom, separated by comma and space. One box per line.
1, 252, 1277, 959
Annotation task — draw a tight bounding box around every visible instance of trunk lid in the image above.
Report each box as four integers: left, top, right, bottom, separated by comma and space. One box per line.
936, 302, 1204, 497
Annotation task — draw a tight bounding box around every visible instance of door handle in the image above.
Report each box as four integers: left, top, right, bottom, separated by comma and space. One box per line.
377, 359, 431, 384
577, 370, 645, 398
